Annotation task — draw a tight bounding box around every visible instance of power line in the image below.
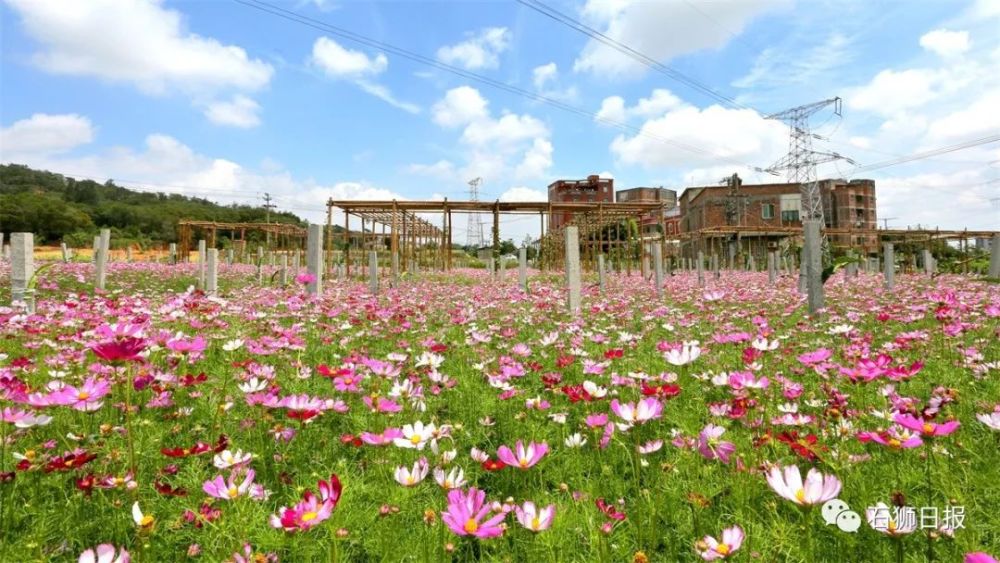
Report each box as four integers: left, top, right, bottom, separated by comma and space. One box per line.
850, 134, 1000, 174
232, 0, 763, 171
516, 0, 752, 111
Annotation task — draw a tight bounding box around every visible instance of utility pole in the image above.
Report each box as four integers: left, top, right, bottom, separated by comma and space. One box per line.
262, 193, 277, 246
880, 217, 897, 230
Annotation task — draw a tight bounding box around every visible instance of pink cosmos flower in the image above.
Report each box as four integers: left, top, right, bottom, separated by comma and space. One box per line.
79, 544, 130, 563
496, 440, 548, 469
664, 341, 701, 366
585, 413, 609, 428
966, 554, 999, 563
270, 474, 341, 532
797, 348, 832, 365
609, 398, 663, 424
697, 525, 744, 560
765, 465, 841, 506
48, 378, 111, 412
203, 469, 256, 500
514, 501, 555, 532
697, 424, 736, 464
294, 273, 316, 285
360, 428, 403, 446
976, 411, 1000, 431
2, 407, 52, 428
857, 427, 924, 449
441, 487, 507, 539
728, 372, 769, 391
893, 413, 960, 437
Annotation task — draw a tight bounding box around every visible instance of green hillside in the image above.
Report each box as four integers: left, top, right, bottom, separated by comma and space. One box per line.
0, 164, 306, 247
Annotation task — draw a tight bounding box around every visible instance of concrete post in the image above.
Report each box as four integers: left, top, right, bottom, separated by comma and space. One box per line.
206, 249, 218, 294
884, 242, 895, 290
11, 233, 34, 311
392, 251, 399, 284
227, 248, 234, 265
99, 229, 110, 262
95, 243, 108, 290
711, 253, 720, 279
126, 247, 133, 262
198, 240, 207, 288
518, 247, 528, 292
696, 250, 705, 286
641, 244, 650, 278
61, 243, 70, 263
923, 249, 934, 276
169, 243, 177, 265
92, 236, 100, 264
499, 257, 506, 279
988, 234, 1000, 278
292, 254, 300, 277
306, 223, 323, 295
653, 243, 664, 298
280, 254, 289, 286
798, 248, 807, 294
767, 251, 776, 285
257, 246, 265, 284
565, 226, 581, 313
368, 251, 378, 294
803, 219, 824, 314
597, 254, 606, 294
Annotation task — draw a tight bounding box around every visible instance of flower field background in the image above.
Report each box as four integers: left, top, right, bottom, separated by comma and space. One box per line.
1, 262, 998, 562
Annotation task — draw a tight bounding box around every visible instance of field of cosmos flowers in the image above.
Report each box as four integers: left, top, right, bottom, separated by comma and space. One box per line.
1, 260, 998, 562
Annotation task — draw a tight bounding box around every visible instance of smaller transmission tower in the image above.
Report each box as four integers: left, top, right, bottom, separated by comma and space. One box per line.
466, 177, 485, 248
764, 97, 855, 223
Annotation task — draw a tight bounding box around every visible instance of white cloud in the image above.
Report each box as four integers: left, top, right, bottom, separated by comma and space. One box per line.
595, 89, 683, 125
919, 29, 971, 57
499, 186, 547, 202
203, 95, 262, 128
574, 0, 787, 77
462, 113, 548, 149
309, 36, 418, 113
925, 89, 1000, 142
436, 27, 510, 70
514, 138, 553, 180
848, 68, 942, 116
432, 86, 489, 128
533, 63, 558, 89
0, 113, 94, 155
311, 36, 387, 78
609, 101, 788, 169
406, 159, 456, 179
733, 32, 851, 89
5, 0, 273, 95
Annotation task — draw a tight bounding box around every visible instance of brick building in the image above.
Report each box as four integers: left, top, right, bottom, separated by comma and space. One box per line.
616, 187, 679, 236
547, 175, 614, 229
678, 177, 877, 256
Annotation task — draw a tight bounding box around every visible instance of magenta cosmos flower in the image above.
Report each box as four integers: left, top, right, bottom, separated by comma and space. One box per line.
765, 465, 841, 506
270, 474, 341, 532
79, 544, 130, 563
496, 440, 548, 469
696, 525, 744, 560
697, 424, 736, 464
893, 413, 960, 437
514, 501, 555, 532
966, 554, 999, 563
609, 398, 663, 424
441, 487, 507, 539
49, 378, 111, 412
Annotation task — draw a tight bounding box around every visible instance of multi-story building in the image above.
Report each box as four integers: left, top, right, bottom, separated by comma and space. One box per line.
616, 187, 679, 236
547, 175, 615, 229
678, 177, 877, 255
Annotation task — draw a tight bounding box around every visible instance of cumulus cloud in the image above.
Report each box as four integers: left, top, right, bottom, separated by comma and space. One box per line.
0, 113, 94, 155
5, 0, 272, 125
919, 29, 971, 57
203, 95, 262, 128
436, 27, 510, 70
573, 0, 787, 77
309, 36, 418, 113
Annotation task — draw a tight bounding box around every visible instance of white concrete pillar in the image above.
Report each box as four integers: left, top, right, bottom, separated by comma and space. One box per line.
198, 240, 207, 288
518, 247, 528, 292
280, 254, 289, 286
169, 243, 177, 265
804, 219, 824, 314
565, 226, 581, 313
923, 249, 934, 276
597, 254, 605, 294
61, 243, 70, 263
206, 248, 218, 294
798, 248, 807, 294
368, 251, 378, 294
100, 229, 110, 262
652, 243, 664, 298
95, 242, 108, 290
10, 233, 34, 311
767, 251, 776, 285
696, 250, 705, 286
227, 248, 234, 265
306, 223, 323, 295
989, 234, 1000, 278
884, 242, 895, 290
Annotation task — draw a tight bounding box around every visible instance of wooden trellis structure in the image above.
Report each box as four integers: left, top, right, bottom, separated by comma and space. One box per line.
177, 221, 308, 259
327, 199, 663, 274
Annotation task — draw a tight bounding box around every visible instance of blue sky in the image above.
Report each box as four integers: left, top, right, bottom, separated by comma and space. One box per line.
1, 0, 998, 240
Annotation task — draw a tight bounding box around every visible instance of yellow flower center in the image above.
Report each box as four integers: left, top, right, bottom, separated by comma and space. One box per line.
888, 520, 897, 533
795, 489, 806, 503
888, 438, 901, 448
139, 515, 154, 527
301, 511, 318, 522
228, 486, 239, 498
519, 458, 530, 468
716, 543, 731, 555
343, 378, 352, 385
444, 480, 453, 488
531, 516, 541, 530
922, 423, 934, 435
77, 392, 91, 400
464, 518, 479, 534
406, 476, 414, 485
410, 435, 422, 445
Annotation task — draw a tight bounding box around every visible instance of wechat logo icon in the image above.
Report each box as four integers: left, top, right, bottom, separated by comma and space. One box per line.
822, 499, 862, 533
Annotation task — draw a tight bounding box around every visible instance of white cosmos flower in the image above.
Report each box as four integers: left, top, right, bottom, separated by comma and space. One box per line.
564, 433, 587, 448
394, 458, 429, 487
434, 466, 467, 490
394, 421, 436, 449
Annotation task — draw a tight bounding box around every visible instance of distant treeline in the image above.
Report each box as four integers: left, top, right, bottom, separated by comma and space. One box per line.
0, 164, 306, 247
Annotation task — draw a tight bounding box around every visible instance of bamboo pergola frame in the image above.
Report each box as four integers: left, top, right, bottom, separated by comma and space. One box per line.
327, 199, 664, 274
177, 221, 307, 259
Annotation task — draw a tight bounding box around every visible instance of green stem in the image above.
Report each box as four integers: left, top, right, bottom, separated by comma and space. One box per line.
896, 537, 904, 563
124, 363, 137, 475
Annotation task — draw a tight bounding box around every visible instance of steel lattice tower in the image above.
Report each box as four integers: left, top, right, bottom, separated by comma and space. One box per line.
466, 177, 485, 248
764, 97, 854, 223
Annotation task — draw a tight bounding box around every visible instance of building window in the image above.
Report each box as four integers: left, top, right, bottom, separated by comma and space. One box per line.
762, 203, 775, 219
781, 210, 799, 222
